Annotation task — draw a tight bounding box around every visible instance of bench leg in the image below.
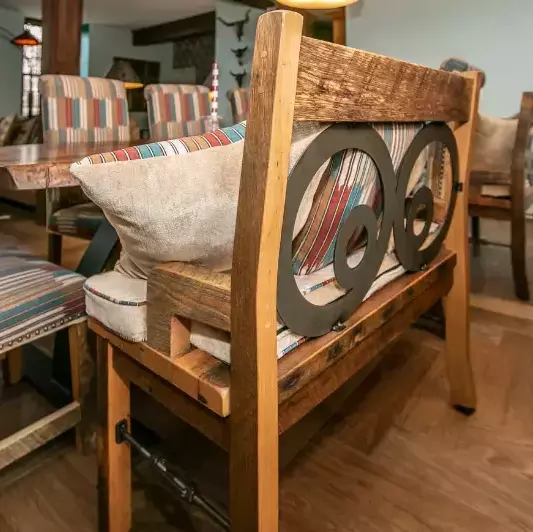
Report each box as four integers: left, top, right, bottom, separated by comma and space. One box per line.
471, 216, 481, 257
511, 211, 530, 301
97, 337, 131, 532
6, 347, 23, 385
69, 321, 94, 454
48, 233, 63, 265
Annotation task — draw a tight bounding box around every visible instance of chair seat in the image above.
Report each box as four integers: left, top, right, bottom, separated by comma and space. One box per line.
0, 247, 86, 354
89, 249, 455, 418
49, 202, 106, 240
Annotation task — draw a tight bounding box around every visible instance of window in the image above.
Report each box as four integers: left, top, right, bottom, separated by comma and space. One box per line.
21, 20, 42, 118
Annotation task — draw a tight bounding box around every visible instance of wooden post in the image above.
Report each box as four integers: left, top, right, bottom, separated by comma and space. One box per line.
443, 71, 481, 411
330, 8, 346, 45
97, 337, 131, 532
41, 0, 83, 75
230, 10, 303, 532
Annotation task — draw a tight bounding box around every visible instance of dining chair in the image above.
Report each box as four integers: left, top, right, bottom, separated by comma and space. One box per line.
39, 74, 130, 265
0, 244, 93, 468
227, 88, 249, 124
143, 84, 212, 141
85, 11, 481, 531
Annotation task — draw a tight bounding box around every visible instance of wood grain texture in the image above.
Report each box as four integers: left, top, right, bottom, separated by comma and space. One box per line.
294, 36, 471, 123
89, 319, 230, 416
96, 337, 131, 532
42, 0, 82, 75
69, 320, 95, 454
113, 352, 229, 450
278, 263, 453, 432
230, 10, 303, 532
0, 141, 145, 191
443, 71, 481, 410
0, 401, 80, 471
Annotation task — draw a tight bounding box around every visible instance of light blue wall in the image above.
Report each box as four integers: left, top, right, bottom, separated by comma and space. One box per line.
87, 24, 189, 83
0, 7, 24, 117
215, 1, 263, 125
346, 0, 533, 116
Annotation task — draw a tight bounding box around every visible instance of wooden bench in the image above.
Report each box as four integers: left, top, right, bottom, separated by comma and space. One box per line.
91, 10, 482, 531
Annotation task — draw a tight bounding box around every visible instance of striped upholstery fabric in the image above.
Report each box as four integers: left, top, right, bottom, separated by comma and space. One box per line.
292, 123, 424, 275
440, 58, 486, 88
0, 246, 86, 355
40, 75, 130, 145
74, 122, 246, 166
227, 88, 250, 124
144, 84, 211, 141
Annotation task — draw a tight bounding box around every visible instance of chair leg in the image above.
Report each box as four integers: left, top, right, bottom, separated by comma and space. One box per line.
48, 233, 63, 265
6, 347, 23, 385
69, 321, 95, 454
511, 212, 530, 301
471, 216, 481, 257
97, 336, 131, 532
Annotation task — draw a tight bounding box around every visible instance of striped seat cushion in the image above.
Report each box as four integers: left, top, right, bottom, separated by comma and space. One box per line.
0, 247, 86, 354
144, 84, 212, 141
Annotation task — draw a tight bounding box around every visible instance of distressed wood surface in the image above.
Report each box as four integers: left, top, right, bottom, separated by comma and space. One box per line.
113, 352, 229, 450
278, 264, 453, 433
230, 10, 304, 532
68, 320, 95, 454
294, 36, 472, 123
89, 319, 230, 417
96, 337, 131, 532
0, 141, 142, 190
443, 71, 481, 410
0, 401, 80, 471
147, 262, 230, 356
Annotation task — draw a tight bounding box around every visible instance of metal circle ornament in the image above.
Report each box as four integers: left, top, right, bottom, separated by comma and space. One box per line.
277, 122, 458, 338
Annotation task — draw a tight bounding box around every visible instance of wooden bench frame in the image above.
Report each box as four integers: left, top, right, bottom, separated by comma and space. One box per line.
92, 10, 482, 531
470, 91, 533, 301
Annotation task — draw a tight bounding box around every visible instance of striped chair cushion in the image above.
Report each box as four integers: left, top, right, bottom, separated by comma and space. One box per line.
40, 75, 130, 145
144, 84, 212, 141
0, 247, 86, 355
227, 88, 249, 124
292, 123, 423, 275
72, 121, 425, 277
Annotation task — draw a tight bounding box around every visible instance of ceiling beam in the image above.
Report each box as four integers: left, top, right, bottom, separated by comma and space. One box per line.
132, 11, 216, 46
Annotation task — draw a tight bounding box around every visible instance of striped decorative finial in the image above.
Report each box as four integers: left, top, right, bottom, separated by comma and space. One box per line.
210, 61, 219, 130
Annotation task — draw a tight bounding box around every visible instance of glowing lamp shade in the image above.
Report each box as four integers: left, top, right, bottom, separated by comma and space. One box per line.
105, 59, 144, 90
276, 0, 358, 8
11, 29, 40, 47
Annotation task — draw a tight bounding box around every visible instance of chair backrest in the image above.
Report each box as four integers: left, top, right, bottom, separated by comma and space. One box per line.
227, 88, 249, 124
40, 75, 130, 146
143, 84, 211, 141
229, 12, 480, 488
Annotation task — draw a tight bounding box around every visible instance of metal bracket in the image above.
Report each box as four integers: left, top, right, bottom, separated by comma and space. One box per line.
453, 182, 464, 192
114, 420, 230, 530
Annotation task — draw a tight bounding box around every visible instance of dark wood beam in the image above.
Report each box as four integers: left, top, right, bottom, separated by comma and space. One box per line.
132, 11, 216, 46
42, 0, 83, 74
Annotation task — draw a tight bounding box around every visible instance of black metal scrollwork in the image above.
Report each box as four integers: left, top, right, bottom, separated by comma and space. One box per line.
277, 122, 459, 338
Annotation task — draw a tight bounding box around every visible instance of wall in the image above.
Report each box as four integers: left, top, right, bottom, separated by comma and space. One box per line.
346, 0, 533, 116
0, 7, 24, 117
87, 24, 190, 83
215, 0, 262, 125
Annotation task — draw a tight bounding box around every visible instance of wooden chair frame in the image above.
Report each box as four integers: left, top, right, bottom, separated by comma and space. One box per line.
0, 320, 92, 471
92, 10, 481, 531
470, 92, 533, 300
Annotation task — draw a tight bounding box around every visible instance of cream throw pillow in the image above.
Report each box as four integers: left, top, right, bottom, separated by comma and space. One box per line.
71, 123, 328, 279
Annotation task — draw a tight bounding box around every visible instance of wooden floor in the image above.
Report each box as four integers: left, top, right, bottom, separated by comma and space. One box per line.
1, 207, 533, 531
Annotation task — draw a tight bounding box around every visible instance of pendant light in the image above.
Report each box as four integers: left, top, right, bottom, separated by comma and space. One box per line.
276, 0, 358, 9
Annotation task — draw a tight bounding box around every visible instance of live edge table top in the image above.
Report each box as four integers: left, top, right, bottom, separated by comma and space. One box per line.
0, 142, 137, 190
